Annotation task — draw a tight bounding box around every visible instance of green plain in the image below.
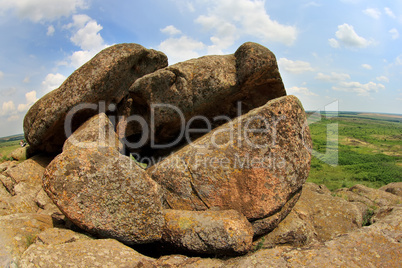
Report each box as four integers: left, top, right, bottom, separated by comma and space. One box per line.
306, 112, 402, 190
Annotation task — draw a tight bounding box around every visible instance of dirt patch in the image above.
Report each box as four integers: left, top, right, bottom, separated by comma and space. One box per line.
358, 113, 402, 120
342, 137, 375, 148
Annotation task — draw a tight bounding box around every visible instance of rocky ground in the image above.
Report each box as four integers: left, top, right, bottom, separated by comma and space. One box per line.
1, 152, 401, 267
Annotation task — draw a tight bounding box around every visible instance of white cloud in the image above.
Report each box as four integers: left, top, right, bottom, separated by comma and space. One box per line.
17, 90, 38, 112
161, 25, 182, 36
384, 7, 396, 19
363, 8, 381, 19
361, 64, 372, 70
42, 73, 66, 93
0, 71, 3, 80
0, 0, 88, 22
158, 36, 206, 64
23, 76, 30, 83
65, 14, 109, 68
195, 0, 297, 53
70, 50, 100, 68
47, 25, 55, 36
315, 72, 351, 82
0, 101, 16, 116
68, 14, 105, 51
278, 58, 314, 74
288, 86, 318, 96
333, 81, 385, 96
329, 23, 371, 48
389, 28, 399, 40
376, 76, 389, 83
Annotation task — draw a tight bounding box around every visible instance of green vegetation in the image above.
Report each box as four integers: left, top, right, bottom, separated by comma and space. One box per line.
307, 112, 402, 191
130, 154, 148, 169
0, 134, 25, 163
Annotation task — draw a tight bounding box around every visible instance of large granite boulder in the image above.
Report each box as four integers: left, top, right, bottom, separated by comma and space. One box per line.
163, 209, 253, 256
24, 43, 168, 153
62, 113, 122, 152
10, 147, 29, 161
43, 114, 164, 245
148, 95, 311, 236
126, 42, 286, 147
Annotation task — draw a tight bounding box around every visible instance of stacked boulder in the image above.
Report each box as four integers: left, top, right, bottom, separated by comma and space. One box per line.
23, 42, 312, 256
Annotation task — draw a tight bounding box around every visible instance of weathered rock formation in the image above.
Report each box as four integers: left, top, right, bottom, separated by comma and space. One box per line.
126, 42, 286, 146
24, 43, 168, 153
162, 209, 253, 255
3, 41, 398, 266
43, 114, 164, 245
19, 42, 310, 257
149, 95, 311, 236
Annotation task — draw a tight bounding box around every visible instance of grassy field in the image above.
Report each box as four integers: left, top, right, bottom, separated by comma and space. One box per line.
0, 134, 24, 161
307, 112, 402, 190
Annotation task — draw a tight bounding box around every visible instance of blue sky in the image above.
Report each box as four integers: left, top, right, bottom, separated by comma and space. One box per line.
0, 0, 401, 137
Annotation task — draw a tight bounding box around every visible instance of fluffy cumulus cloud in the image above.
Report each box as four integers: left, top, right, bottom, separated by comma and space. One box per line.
333, 81, 385, 96
0, 0, 88, 22
315, 72, 351, 82
158, 36, 206, 64
161, 25, 182, 36
65, 14, 109, 68
195, 0, 297, 52
17, 90, 38, 112
42, 73, 67, 93
278, 58, 314, 74
363, 8, 381, 19
287, 86, 318, 96
329, 23, 371, 49
158, 0, 297, 63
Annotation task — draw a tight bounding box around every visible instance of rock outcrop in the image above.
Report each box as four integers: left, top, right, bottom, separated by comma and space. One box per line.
162, 209, 253, 255
253, 183, 364, 249
0, 213, 53, 267
149, 95, 311, 235
20, 239, 154, 268
126, 42, 286, 148
5, 41, 399, 266
24, 43, 168, 153
379, 182, 402, 197
43, 114, 164, 245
